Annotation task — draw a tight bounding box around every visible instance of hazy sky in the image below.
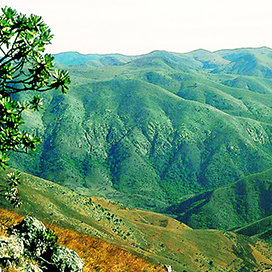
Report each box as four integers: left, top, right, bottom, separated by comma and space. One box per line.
1, 0, 272, 55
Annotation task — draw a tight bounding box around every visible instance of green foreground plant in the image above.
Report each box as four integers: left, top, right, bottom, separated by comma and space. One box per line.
0, 6, 70, 206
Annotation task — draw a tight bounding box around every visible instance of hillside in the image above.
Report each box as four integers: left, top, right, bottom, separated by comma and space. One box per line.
1, 168, 272, 272
165, 167, 272, 233
9, 47, 272, 211
0, 208, 164, 272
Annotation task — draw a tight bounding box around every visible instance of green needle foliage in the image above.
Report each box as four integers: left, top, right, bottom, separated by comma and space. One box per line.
0, 6, 70, 206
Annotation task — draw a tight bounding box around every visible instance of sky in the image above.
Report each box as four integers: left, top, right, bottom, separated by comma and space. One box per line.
1, 0, 272, 55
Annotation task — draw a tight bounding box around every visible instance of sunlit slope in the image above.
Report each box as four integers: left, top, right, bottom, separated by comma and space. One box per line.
0, 209, 164, 272
212, 47, 272, 77
1, 169, 272, 272
10, 47, 272, 210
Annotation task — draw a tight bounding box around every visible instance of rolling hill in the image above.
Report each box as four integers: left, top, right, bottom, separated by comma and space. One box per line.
165, 168, 272, 230
1, 168, 272, 272
8, 47, 272, 211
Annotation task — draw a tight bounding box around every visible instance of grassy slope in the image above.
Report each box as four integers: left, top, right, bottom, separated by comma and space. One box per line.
9, 48, 272, 211
0, 208, 164, 272
1, 169, 272, 271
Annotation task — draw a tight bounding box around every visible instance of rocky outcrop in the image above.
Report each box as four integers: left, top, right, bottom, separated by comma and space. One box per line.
0, 234, 42, 271
12, 216, 50, 258
50, 246, 84, 272
0, 216, 84, 272
0, 235, 24, 268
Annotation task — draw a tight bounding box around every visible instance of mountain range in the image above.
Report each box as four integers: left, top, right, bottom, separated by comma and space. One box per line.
3, 46, 272, 271
9, 47, 272, 219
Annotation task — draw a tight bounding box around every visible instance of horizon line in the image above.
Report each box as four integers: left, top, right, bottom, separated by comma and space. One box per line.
51, 46, 272, 57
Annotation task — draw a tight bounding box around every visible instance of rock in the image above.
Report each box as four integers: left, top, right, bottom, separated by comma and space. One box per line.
12, 216, 47, 235
12, 216, 55, 257
163, 264, 172, 272
10, 216, 84, 272
24, 262, 43, 272
51, 246, 84, 272
0, 235, 24, 260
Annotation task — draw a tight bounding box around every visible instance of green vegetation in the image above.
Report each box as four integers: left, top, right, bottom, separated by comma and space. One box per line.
1, 168, 272, 272
0, 7, 70, 206
166, 167, 272, 233
3, 6, 272, 272
9, 47, 272, 210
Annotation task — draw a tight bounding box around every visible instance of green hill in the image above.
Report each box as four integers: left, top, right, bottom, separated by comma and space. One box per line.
1, 168, 272, 272
233, 215, 272, 241
212, 47, 272, 77
165, 168, 272, 232
9, 47, 272, 211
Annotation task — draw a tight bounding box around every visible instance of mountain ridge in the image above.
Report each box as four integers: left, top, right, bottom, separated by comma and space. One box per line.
9, 47, 272, 211
53, 46, 272, 66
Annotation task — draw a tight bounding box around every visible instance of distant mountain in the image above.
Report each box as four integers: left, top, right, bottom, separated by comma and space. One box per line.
211, 48, 272, 78
9, 47, 272, 211
54, 51, 137, 66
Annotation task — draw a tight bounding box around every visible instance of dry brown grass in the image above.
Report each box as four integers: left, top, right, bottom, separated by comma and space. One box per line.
0, 208, 23, 237
0, 208, 165, 272
47, 224, 165, 272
